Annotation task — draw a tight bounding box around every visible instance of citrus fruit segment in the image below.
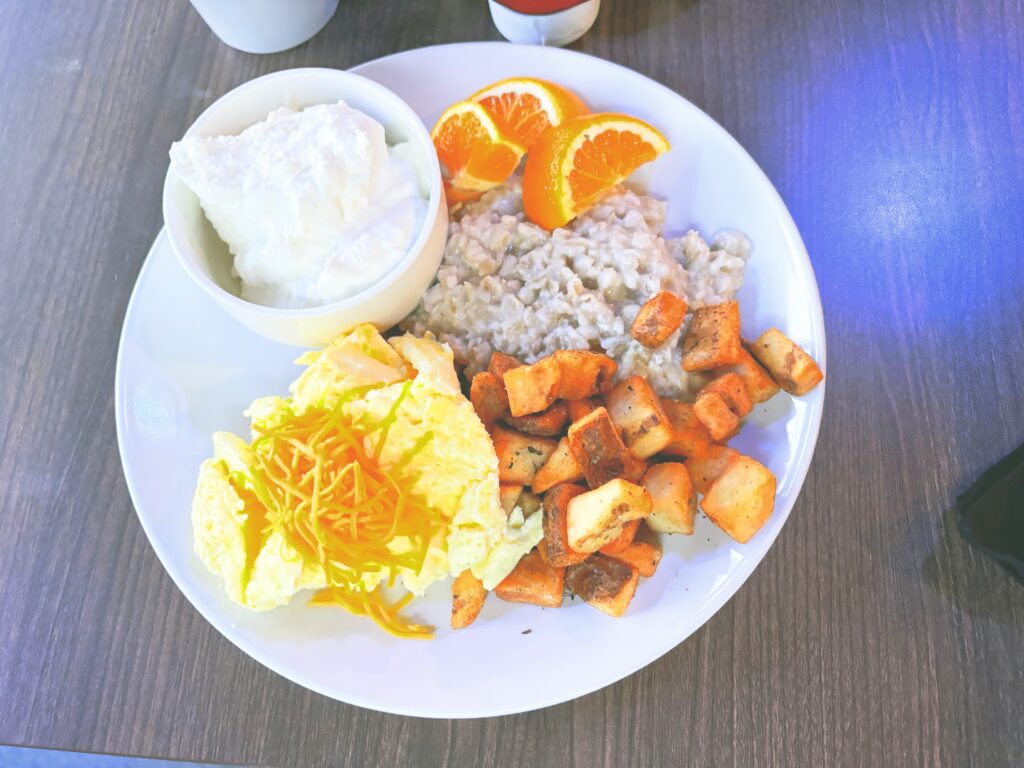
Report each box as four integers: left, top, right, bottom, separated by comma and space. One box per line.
431, 100, 526, 195
470, 77, 589, 149
522, 113, 670, 230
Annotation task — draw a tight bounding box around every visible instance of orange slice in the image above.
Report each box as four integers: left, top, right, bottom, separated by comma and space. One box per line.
470, 77, 589, 149
522, 113, 670, 230
431, 100, 526, 196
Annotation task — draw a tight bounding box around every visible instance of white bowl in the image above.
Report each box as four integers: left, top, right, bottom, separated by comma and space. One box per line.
162, 68, 447, 348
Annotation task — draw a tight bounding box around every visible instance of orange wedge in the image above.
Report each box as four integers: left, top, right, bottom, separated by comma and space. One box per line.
431, 100, 526, 196
470, 77, 589, 149
522, 113, 670, 230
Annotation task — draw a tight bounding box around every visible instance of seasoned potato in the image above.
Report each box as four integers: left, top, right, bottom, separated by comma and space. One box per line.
599, 518, 639, 555
490, 425, 558, 485
566, 407, 635, 488
505, 401, 570, 436
538, 483, 589, 567
693, 391, 741, 442
606, 375, 674, 458
566, 478, 652, 553
642, 462, 697, 535
499, 483, 524, 515
503, 356, 562, 416
565, 554, 640, 617
488, 351, 523, 379
701, 454, 777, 543
567, 397, 599, 423
469, 371, 510, 424
630, 291, 687, 348
605, 540, 661, 578
553, 350, 617, 400
699, 372, 752, 418
451, 570, 487, 629
518, 490, 542, 516
748, 328, 823, 396
685, 445, 739, 494
494, 549, 565, 608
532, 437, 585, 494
660, 399, 715, 458
725, 346, 780, 404
682, 301, 742, 372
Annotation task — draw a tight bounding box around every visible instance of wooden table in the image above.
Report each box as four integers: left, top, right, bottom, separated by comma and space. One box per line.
2, 1, 1023, 765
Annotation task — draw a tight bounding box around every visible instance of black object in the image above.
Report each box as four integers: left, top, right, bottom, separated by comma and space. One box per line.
957, 442, 1024, 585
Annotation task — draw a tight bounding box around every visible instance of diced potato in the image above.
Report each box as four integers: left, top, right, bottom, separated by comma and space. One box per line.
606, 541, 662, 578
642, 462, 697, 534
553, 350, 618, 399
699, 372, 752, 418
451, 570, 487, 629
606, 375, 674, 458
567, 398, 599, 423
567, 478, 652, 553
490, 425, 558, 485
630, 291, 687, 348
532, 437, 585, 494
499, 483, 524, 515
566, 407, 633, 488
469, 371, 509, 425
538, 483, 589, 567
682, 301, 742, 372
599, 518, 639, 555
748, 328, 824, 396
693, 391, 741, 442
505, 401, 569, 437
494, 549, 565, 608
518, 490, 542, 516
701, 454, 777, 543
565, 554, 640, 617
488, 351, 523, 379
685, 445, 739, 494
660, 400, 715, 458
503, 356, 561, 416
725, 346, 780, 404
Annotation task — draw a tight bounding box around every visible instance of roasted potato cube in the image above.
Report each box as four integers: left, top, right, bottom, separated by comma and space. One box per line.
488, 351, 523, 378
701, 454, 777, 543
538, 483, 589, 567
598, 518, 639, 555
494, 549, 565, 608
685, 445, 739, 494
553, 350, 617, 400
606, 375, 674, 458
469, 371, 509, 425
748, 328, 823, 396
565, 554, 640, 617
726, 346, 780, 404
631, 291, 687, 348
660, 400, 715, 458
505, 401, 570, 437
503, 356, 561, 416
567, 478, 652, 553
532, 437, 585, 494
693, 391, 741, 442
567, 397, 599, 423
566, 407, 634, 488
642, 462, 697, 534
518, 490, 542, 516
499, 483, 524, 515
451, 570, 487, 629
490, 425, 557, 485
699, 372, 752, 418
682, 301, 742, 372
606, 541, 662, 578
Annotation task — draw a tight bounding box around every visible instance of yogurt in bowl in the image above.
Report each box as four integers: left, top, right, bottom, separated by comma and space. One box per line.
162, 68, 447, 348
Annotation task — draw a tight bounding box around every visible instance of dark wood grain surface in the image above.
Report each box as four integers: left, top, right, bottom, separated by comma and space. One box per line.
2, 0, 1023, 766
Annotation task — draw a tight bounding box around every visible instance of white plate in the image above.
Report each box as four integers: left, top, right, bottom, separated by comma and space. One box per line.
116, 42, 825, 718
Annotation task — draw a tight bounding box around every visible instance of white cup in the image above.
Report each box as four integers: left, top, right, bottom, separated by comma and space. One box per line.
189, 0, 340, 54
488, 0, 600, 47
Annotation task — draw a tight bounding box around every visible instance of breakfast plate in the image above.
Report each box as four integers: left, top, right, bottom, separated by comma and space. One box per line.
116, 42, 825, 717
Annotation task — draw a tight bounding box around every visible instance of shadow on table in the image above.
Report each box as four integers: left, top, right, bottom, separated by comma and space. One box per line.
0, 745, 266, 768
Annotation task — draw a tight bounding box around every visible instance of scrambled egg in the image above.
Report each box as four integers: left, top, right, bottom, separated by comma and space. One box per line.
191, 325, 542, 611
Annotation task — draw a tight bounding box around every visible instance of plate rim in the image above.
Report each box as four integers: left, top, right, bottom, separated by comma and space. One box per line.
115, 41, 826, 718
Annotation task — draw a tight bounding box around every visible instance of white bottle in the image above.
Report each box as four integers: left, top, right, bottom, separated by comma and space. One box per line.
189, 0, 340, 54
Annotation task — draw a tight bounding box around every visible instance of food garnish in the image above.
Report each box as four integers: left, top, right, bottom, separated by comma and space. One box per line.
431, 100, 525, 201
470, 76, 589, 149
